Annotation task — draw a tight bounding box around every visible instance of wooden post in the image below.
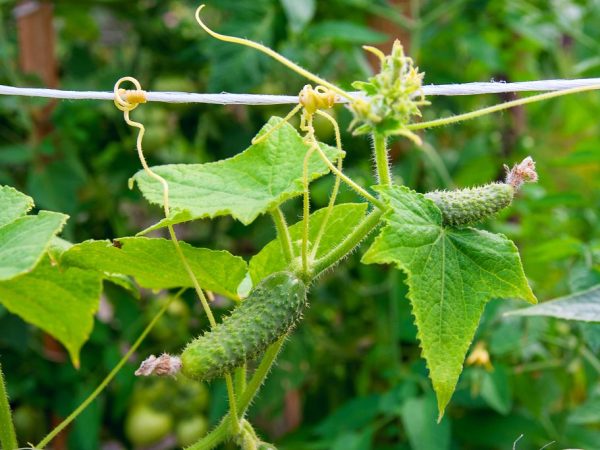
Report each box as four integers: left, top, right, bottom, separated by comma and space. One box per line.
15, 0, 58, 139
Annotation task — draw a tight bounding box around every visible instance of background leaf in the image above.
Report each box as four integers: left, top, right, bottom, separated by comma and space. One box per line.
0, 185, 34, 227
61, 237, 247, 299
0, 211, 68, 281
401, 394, 451, 450
505, 285, 600, 322
362, 186, 535, 416
0, 257, 101, 366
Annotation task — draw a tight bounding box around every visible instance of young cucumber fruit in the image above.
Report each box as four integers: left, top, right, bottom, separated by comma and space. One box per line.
181, 272, 307, 382
424, 156, 537, 227
425, 182, 514, 227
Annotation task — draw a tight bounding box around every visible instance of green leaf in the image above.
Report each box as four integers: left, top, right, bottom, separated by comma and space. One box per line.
60, 237, 247, 300
362, 186, 535, 417
280, 0, 315, 32
400, 394, 451, 450
133, 117, 343, 229
249, 203, 368, 284
505, 285, 600, 322
307, 21, 388, 44
0, 185, 34, 227
480, 364, 512, 415
0, 257, 101, 367
0, 210, 68, 281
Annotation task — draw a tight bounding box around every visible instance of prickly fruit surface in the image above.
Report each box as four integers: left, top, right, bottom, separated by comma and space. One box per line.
425, 183, 514, 227
181, 272, 306, 381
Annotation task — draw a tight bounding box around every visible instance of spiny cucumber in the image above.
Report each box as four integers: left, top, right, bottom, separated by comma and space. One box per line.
181, 272, 307, 382
424, 157, 537, 227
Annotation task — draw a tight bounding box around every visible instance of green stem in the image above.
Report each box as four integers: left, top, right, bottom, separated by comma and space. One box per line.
407, 83, 600, 131
167, 225, 241, 433
270, 208, 294, 263
225, 376, 241, 435
302, 145, 316, 275
0, 363, 18, 450
37, 289, 185, 449
234, 364, 247, 397
311, 157, 342, 260
313, 143, 385, 209
373, 133, 391, 186
186, 337, 286, 450
313, 209, 384, 277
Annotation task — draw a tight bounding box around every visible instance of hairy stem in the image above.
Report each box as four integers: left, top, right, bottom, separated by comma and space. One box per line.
313, 209, 384, 277
37, 290, 184, 449
373, 133, 391, 186
302, 144, 316, 275
186, 337, 286, 450
313, 143, 385, 209
270, 207, 295, 263
311, 110, 343, 259
0, 363, 17, 450
407, 83, 600, 131
234, 364, 247, 397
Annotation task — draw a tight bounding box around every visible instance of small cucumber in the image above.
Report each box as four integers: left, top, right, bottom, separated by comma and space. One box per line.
424, 157, 537, 227
181, 272, 306, 381
425, 182, 514, 227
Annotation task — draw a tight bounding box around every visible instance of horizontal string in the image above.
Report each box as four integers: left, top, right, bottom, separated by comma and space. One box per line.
1, 78, 600, 105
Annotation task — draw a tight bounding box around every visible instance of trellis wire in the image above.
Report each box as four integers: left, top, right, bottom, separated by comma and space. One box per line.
1, 78, 600, 105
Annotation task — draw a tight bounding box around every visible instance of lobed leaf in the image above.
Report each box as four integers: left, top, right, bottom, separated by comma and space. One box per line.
362, 186, 535, 417
61, 237, 247, 300
133, 117, 343, 230
505, 285, 600, 322
0, 257, 102, 367
249, 203, 368, 284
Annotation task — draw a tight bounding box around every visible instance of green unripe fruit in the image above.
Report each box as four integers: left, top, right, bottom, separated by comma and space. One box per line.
424, 156, 538, 227
425, 183, 514, 227
125, 405, 173, 446
176, 415, 209, 446
181, 272, 307, 381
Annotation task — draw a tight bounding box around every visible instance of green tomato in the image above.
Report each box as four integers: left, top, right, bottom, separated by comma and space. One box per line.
125, 405, 173, 446
175, 415, 209, 447
12, 405, 46, 444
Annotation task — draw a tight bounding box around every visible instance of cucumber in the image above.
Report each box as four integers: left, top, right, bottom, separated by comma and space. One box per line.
424, 156, 538, 227
181, 272, 306, 381
425, 182, 514, 227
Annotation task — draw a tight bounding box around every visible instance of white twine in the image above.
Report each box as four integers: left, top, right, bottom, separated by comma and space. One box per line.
1, 78, 600, 105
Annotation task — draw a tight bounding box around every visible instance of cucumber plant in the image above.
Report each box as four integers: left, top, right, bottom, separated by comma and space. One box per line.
0, 4, 599, 450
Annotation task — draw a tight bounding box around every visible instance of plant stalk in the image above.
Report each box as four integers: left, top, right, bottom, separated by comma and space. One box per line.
186, 337, 286, 450
270, 208, 294, 263
0, 363, 18, 450
373, 133, 391, 186
313, 208, 384, 277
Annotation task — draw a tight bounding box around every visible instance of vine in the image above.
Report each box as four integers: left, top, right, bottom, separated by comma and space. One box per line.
0, 4, 599, 450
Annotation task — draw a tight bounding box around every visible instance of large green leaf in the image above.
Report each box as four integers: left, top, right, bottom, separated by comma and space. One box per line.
60, 237, 247, 300
0, 257, 101, 367
0, 185, 34, 227
506, 285, 600, 322
133, 117, 343, 230
0, 210, 68, 281
249, 203, 368, 284
362, 186, 535, 417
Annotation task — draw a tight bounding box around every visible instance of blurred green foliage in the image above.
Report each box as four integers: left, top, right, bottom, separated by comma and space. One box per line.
1, 0, 599, 449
